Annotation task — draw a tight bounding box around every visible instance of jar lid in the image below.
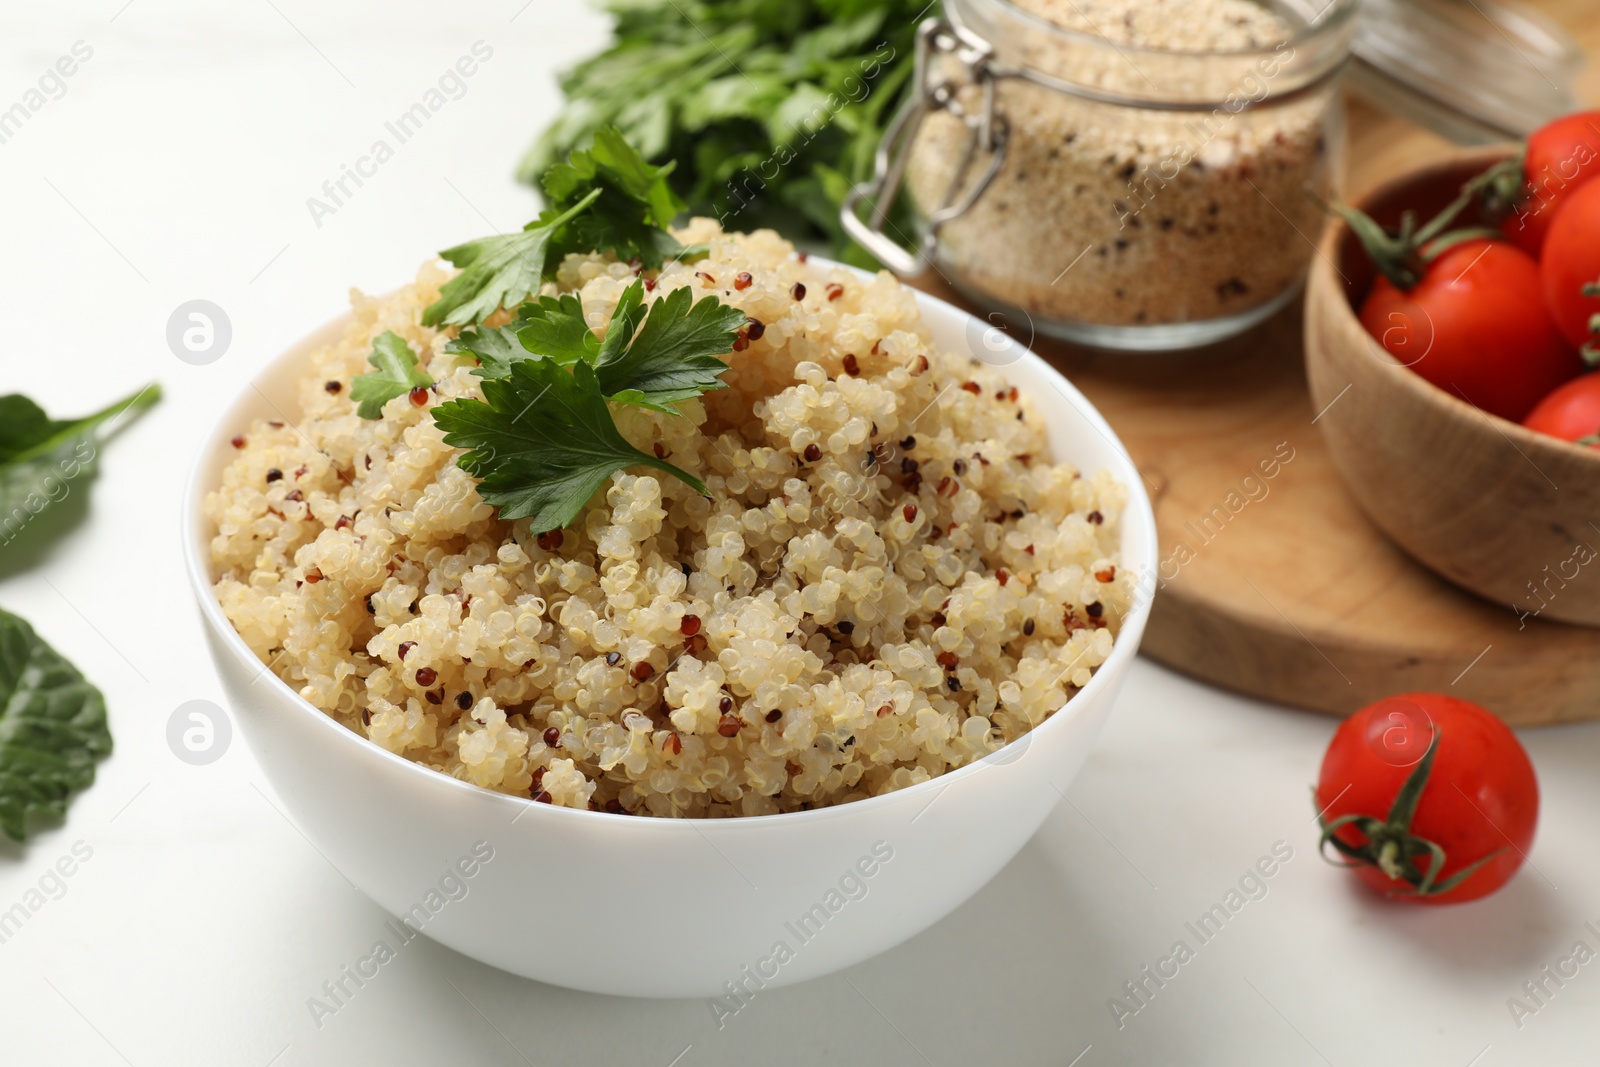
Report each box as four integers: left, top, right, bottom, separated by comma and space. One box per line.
1350, 0, 1583, 142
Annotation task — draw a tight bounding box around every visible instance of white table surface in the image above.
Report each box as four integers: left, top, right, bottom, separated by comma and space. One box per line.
3, 3, 1598, 1064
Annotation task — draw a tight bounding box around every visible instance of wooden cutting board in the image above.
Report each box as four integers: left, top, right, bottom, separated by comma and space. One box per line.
915, 90, 1600, 727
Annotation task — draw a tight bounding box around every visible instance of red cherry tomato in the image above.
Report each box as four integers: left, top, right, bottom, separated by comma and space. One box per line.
1315, 693, 1538, 905
1501, 109, 1600, 257
1360, 239, 1581, 422
1523, 372, 1600, 447
1540, 177, 1600, 352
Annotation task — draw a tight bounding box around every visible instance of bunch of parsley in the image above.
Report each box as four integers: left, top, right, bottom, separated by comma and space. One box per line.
516, 0, 923, 266
352, 128, 745, 535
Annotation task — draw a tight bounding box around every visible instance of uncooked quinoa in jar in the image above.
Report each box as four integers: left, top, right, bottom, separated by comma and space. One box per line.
902, 0, 1353, 348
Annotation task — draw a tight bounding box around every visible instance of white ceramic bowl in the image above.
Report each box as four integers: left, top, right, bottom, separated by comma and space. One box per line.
182, 267, 1158, 999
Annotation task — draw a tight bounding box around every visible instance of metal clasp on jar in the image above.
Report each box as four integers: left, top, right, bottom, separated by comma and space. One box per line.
840, 17, 1010, 276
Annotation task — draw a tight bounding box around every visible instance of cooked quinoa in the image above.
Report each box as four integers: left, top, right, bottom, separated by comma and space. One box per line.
206, 221, 1128, 817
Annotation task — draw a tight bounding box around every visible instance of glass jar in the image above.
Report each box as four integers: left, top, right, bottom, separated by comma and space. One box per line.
842, 0, 1358, 351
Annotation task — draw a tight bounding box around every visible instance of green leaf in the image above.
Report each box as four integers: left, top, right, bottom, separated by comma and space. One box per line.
545, 125, 684, 227
678, 74, 789, 131
446, 323, 529, 380
422, 190, 600, 328
0, 386, 159, 468
351, 332, 433, 419
433, 358, 706, 533
0, 397, 61, 465
516, 292, 604, 366
593, 281, 742, 411
790, 8, 886, 61
0, 385, 161, 544
543, 126, 694, 270
0, 606, 111, 841
517, 0, 925, 261
767, 82, 835, 146
592, 280, 650, 367
467, 279, 739, 416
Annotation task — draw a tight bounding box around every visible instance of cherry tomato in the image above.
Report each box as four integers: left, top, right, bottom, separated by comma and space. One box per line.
1523, 372, 1600, 447
1360, 239, 1581, 422
1501, 109, 1600, 257
1540, 177, 1600, 352
1315, 693, 1538, 904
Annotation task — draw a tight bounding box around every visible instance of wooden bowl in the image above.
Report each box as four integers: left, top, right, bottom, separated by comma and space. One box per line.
1305, 148, 1600, 628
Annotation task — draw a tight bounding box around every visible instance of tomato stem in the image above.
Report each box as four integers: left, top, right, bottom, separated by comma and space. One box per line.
1315, 728, 1507, 898
1465, 154, 1527, 225
1583, 279, 1600, 368
1331, 157, 1526, 293
1417, 227, 1505, 263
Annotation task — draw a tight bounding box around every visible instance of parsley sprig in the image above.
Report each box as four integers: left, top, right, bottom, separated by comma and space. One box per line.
421, 126, 706, 329
450, 278, 746, 411
436, 277, 745, 531
435, 358, 708, 532
542, 126, 703, 271
350, 332, 431, 419
421, 192, 598, 329
590, 283, 746, 413
362, 130, 750, 532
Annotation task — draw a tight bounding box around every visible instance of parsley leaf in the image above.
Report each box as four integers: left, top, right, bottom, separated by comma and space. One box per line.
421, 189, 600, 328
0, 606, 112, 841
463, 280, 742, 415
543, 127, 697, 270
434, 358, 707, 533
446, 322, 530, 380
0, 385, 161, 546
425, 132, 742, 529
516, 292, 603, 365
351, 332, 433, 419
423, 128, 709, 331
593, 282, 744, 413
591, 279, 649, 367
448, 292, 603, 378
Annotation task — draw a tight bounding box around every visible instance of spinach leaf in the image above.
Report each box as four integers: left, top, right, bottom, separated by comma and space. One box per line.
0, 606, 112, 841
0, 385, 160, 548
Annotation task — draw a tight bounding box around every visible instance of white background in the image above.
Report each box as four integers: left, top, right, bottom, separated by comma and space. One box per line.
2, 2, 1598, 1064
